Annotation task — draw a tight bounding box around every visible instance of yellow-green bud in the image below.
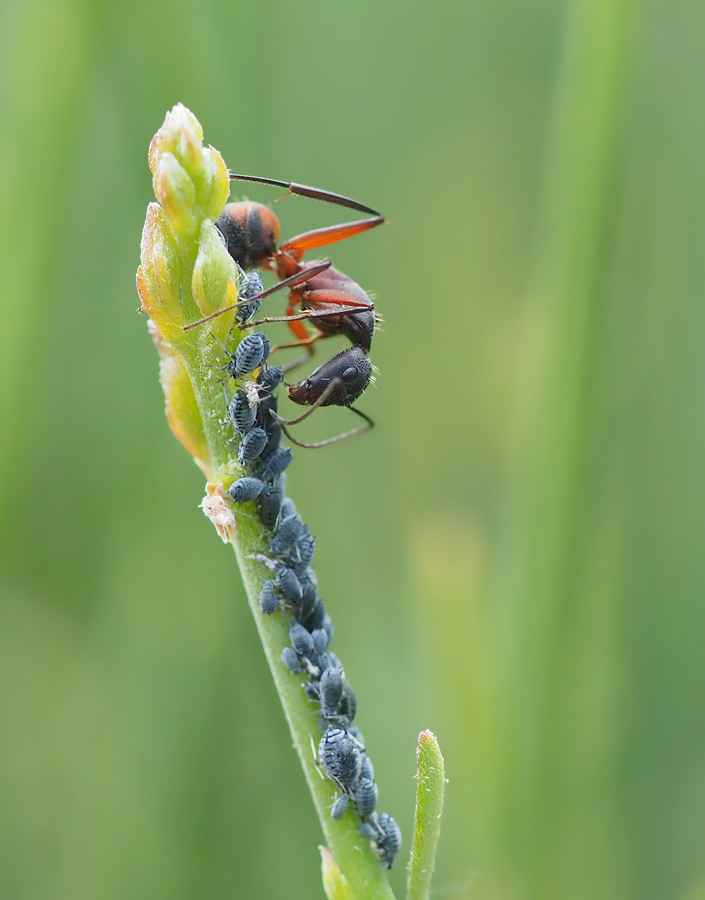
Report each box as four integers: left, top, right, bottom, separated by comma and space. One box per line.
149, 321, 211, 475
320, 848, 356, 900
191, 220, 240, 338
199, 146, 231, 221
149, 103, 204, 176
137, 203, 183, 334
153, 152, 198, 239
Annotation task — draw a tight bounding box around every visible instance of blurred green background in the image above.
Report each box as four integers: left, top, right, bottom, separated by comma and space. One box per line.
2, 0, 705, 897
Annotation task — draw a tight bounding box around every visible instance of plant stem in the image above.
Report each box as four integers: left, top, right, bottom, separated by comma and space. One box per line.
143, 107, 397, 898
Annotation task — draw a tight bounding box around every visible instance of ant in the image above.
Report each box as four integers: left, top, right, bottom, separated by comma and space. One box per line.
184, 174, 384, 447
185, 174, 383, 356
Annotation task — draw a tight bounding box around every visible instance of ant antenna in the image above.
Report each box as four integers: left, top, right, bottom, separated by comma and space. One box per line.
228, 174, 383, 218
271, 380, 374, 448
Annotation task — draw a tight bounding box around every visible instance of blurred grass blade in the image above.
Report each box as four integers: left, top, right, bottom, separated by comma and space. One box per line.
321, 846, 359, 900
406, 730, 445, 900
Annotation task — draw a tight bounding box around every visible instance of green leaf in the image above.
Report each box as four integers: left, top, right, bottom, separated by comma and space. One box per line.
406, 730, 445, 900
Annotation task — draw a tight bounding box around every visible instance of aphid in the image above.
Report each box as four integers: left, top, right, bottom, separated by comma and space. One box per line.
256, 365, 284, 392
360, 753, 374, 783
228, 476, 266, 503
318, 651, 342, 674
318, 727, 362, 792
238, 427, 268, 465
354, 778, 378, 820
279, 497, 297, 519
319, 666, 345, 718
259, 580, 279, 615
357, 820, 380, 841
289, 621, 316, 659
322, 614, 334, 644
269, 514, 305, 556
233, 332, 268, 377
281, 646, 301, 674
274, 346, 374, 449
304, 681, 320, 700
348, 725, 365, 747
331, 793, 350, 820
287, 569, 316, 622
257, 446, 293, 483
275, 565, 303, 602
376, 813, 402, 869
258, 476, 285, 529
228, 389, 256, 435
254, 394, 282, 460
235, 268, 264, 324
339, 683, 357, 724
311, 627, 329, 655
286, 530, 315, 573
303, 598, 327, 632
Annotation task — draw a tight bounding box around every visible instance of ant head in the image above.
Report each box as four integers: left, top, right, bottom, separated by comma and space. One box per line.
288, 346, 372, 408
216, 201, 280, 270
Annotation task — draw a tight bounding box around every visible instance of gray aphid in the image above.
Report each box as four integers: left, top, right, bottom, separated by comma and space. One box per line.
354, 778, 378, 819
233, 333, 267, 376
331, 793, 350, 820
228, 389, 256, 435
257, 447, 293, 483
318, 727, 362, 792
228, 476, 266, 503
360, 753, 374, 782
320, 667, 345, 717
238, 427, 268, 465
259, 581, 278, 615
281, 646, 301, 674
275, 565, 302, 602
376, 813, 402, 869
289, 622, 315, 658
269, 514, 305, 556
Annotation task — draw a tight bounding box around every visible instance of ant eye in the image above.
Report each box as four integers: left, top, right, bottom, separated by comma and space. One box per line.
342, 366, 358, 382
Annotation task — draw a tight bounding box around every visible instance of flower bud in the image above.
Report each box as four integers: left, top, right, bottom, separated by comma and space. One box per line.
149, 103, 204, 175
192, 219, 240, 325
153, 152, 198, 239
149, 321, 210, 474
199, 146, 230, 222
137, 203, 182, 334
320, 847, 355, 900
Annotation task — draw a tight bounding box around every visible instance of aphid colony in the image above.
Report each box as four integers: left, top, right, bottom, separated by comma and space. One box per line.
223, 288, 400, 869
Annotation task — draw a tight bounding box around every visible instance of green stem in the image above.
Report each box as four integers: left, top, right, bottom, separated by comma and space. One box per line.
144, 107, 396, 898
179, 256, 396, 900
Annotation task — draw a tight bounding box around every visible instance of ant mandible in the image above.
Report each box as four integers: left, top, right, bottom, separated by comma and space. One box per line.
185, 174, 384, 357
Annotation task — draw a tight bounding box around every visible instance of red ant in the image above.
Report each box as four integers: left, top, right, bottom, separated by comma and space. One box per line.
184, 174, 384, 447
185, 174, 384, 356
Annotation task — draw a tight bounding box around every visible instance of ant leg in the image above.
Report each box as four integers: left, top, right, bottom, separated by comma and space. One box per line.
183, 261, 332, 332
280, 217, 385, 255
239, 304, 372, 330
272, 333, 329, 354
228, 174, 383, 218
277, 406, 374, 450
275, 334, 331, 374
